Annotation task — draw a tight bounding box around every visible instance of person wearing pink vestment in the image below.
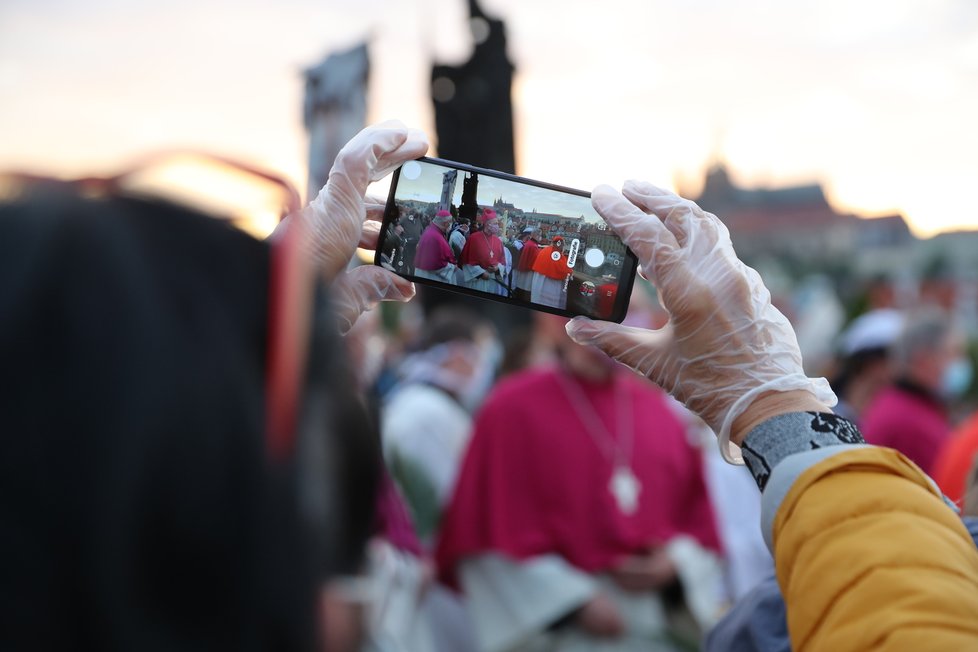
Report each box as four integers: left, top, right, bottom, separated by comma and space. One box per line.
413, 210, 458, 285
860, 309, 968, 475
436, 332, 722, 651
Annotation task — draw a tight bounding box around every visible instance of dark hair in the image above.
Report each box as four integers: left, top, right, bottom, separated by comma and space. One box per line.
417, 306, 484, 351
0, 185, 377, 647
831, 346, 890, 396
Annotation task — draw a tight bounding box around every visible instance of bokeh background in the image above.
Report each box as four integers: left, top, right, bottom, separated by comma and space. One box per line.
3, 0, 977, 232
3, 0, 978, 377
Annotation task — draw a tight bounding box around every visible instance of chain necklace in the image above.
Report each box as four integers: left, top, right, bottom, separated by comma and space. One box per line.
553, 369, 641, 515
482, 231, 495, 259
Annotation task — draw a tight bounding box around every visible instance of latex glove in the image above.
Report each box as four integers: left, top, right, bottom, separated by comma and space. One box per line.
565, 181, 835, 463
277, 120, 428, 334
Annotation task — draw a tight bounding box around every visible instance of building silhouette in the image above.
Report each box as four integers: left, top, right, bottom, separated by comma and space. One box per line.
691, 163, 914, 269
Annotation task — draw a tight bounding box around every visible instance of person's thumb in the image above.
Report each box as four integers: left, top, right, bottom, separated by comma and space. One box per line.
565, 317, 672, 379
332, 265, 415, 335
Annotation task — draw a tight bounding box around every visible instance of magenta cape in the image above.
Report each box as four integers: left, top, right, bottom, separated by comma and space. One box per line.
860, 384, 949, 474
414, 224, 456, 271
516, 239, 540, 272
376, 471, 423, 556
459, 231, 504, 268
435, 367, 721, 588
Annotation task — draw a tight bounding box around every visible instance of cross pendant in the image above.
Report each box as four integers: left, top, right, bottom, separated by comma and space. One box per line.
610, 466, 641, 515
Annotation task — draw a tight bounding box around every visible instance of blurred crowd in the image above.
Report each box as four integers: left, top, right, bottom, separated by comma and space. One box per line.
344, 277, 978, 651
3, 122, 978, 652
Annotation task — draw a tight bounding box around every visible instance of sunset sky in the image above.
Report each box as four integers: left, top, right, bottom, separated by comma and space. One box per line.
2, 0, 976, 237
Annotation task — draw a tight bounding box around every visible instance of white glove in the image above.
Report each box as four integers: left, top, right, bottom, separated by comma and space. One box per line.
565, 181, 836, 463
277, 120, 429, 334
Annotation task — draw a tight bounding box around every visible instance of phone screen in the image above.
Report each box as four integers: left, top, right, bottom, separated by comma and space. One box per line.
375, 157, 636, 322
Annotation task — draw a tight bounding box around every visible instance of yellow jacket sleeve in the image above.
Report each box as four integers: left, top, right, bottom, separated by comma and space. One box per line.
772, 447, 978, 651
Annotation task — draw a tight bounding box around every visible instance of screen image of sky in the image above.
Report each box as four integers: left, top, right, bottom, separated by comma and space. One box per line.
396, 160, 601, 223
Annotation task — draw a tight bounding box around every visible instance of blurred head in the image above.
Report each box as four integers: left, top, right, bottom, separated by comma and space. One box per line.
0, 182, 375, 647
551, 236, 565, 251
832, 309, 903, 417
477, 209, 497, 234
401, 307, 500, 411
433, 209, 452, 232
892, 308, 970, 398
536, 314, 617, 382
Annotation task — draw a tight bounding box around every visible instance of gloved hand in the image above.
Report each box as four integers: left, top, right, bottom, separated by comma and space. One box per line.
277, 120, 428, 334
565, 181, 835, 463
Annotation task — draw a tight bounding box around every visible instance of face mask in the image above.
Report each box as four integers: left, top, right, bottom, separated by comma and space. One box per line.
458, 339, 502, 412
398, 340, 500, 412
941, 358, 973, 399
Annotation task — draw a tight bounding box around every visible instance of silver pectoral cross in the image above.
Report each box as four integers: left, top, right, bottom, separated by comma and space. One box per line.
610, 466, 641, 515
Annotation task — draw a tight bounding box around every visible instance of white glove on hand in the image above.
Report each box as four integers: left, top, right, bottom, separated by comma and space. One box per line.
566, 181, 836, 463
277, 120, 428, 334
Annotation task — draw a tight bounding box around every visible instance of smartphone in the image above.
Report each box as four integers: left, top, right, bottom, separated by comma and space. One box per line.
375, 157, 637, 322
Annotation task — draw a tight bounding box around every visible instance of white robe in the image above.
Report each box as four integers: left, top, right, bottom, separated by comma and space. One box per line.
381, 384, 480, 652
530, 272, 567, 309
459, 540, 722, 652
450, 229, 468, 260
415, 264, 457, 286
495, 248, 513, 297
360, 540, 437, 652
462, 264, 504, 295
382, 383, 473, 513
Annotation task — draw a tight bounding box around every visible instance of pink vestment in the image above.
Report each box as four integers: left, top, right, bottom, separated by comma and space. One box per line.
436, 366, 720, 587
414, 224, 456, 271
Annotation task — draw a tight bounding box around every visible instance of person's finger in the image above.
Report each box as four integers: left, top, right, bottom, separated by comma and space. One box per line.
359, 220, 381, 250
621, 180, 696, 248
564, 317, 671, 378
592, 184, 679, 254
612, 555, 647, 574
331, 121, 429, 194
622, 179, 734, 258
311, 124, 429, 280
332, 265, 416, 335
365, 197, 386, 223
591, 184, 680, 286
370, 123, 429, 182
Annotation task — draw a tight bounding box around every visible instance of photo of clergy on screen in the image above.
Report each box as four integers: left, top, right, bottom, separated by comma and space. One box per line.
380, 159, 630, 320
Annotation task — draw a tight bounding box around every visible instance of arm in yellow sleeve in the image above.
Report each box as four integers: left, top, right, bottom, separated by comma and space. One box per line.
768, 446, 978, 651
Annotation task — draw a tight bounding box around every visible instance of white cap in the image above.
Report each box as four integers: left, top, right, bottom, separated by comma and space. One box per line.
839, 309, 904, 356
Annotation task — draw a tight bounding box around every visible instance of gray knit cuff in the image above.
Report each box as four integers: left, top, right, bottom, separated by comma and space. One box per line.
740, 412, 865, 491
